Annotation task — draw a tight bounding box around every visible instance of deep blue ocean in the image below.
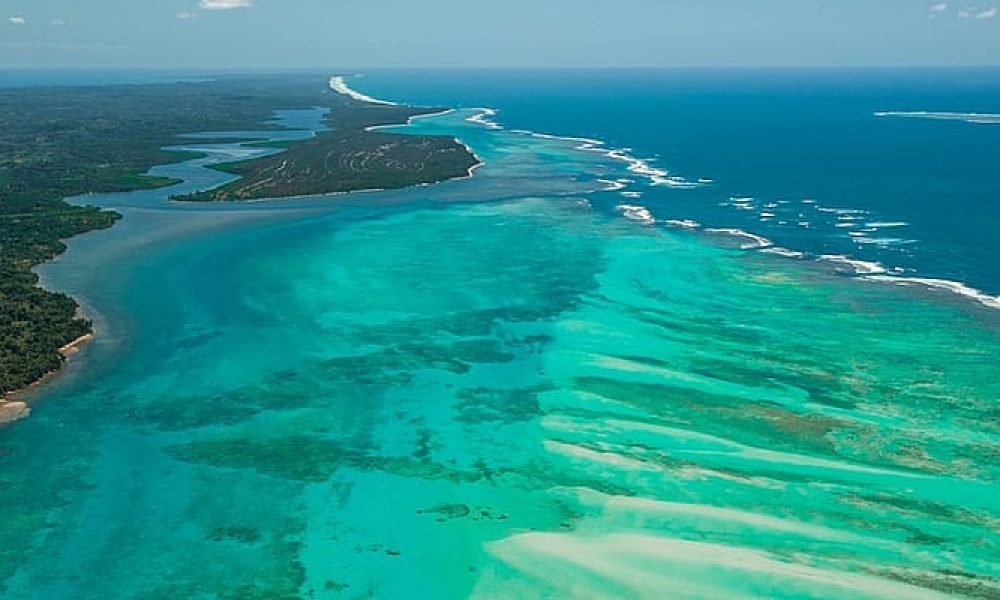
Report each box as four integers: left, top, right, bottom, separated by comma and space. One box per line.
356, 69, 1000, 296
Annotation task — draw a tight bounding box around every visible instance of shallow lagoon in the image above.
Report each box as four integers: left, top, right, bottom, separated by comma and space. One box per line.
1, 103, 997, 599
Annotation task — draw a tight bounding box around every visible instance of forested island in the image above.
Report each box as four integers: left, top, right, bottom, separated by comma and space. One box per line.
0, 74, 476, 416
176, 103, 479, 202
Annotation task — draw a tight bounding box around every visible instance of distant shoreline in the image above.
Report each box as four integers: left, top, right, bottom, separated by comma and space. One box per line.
328, 75, 398, 106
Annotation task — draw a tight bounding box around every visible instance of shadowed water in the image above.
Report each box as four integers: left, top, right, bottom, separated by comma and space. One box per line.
0, 104, 997, 599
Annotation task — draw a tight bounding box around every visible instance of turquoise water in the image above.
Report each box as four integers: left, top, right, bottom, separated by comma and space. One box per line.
359, 69, 1000, 297
1, 87, 999, 599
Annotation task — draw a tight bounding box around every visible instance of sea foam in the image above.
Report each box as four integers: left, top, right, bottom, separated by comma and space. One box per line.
465, 109, 708, 191
865, 221, 908, 228
617, 204, 656, 226
460, 99, 998, 315
865, 276, 1000, 310
598, 179, 628, 192
704, 228, 773, 250
665, 219, 701, 229
818, 255, 887, 275
328, 76, 398, 106
875, 111, 1000, 125
760, 247, 806, 258
467, 108, 503, 130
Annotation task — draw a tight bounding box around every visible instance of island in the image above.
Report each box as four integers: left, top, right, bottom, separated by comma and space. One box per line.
0, 74, 478, 420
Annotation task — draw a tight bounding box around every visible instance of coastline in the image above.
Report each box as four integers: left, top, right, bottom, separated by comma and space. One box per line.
329, 75, 398, 106
319, 89, 487, 187
169, 116, 484, 206
363, 105, 487, 180
2, 71, 998, 599
2, 75, 485, 414
11, 73, 997, 424
0, 332, 93, 426
173, 82, 481, 204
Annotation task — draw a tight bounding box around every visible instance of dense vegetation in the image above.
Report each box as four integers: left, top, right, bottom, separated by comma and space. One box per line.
0, 75, 472, 396
175, 103, 478, 201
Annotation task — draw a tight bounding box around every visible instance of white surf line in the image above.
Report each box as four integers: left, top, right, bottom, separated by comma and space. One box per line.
328, 73, 454, 131
865, 221, 908, 228
468, 108, 710, 190
456, 139, 486, 179
465, 108, 719, 234
616, 204, 655, 226
461, 102, 1000, 315
865, 275, 1000, 310
703, 228, 773, 250
817, 254, 888, 275
811, 254, 1000, 311
875, 111, 1000, 125
664, 219, 700, 229
328, 75, 398, 106
760, 247, 805, 258
363, 108, 454, 132
467, 108, 503, 130
460, 100, 1000, 314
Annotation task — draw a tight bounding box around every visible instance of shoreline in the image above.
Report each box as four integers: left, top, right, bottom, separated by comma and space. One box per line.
328, 75, 398, 106
365, 106, 487, 179
13, 73, 996, 424
0, 332, 93, 426
365, 107, 486, 181
168, 129, 484, 205
3, 75, 485, 413
173, 91, 484, 205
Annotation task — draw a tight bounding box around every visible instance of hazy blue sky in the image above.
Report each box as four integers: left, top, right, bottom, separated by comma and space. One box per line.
2, 0, 999, 69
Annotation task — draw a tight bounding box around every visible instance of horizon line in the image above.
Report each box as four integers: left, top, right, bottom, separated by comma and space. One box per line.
4, 64, 1000, 72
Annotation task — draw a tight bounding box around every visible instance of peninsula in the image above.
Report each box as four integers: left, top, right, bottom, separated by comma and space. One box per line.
175, 82, 478, 201
0, 74, 478, 419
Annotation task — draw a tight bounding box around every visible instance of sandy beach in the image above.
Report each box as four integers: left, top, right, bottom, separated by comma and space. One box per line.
0, 332, 93, 426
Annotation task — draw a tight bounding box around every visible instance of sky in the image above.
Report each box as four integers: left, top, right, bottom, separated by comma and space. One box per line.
1, 0, 999, 69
